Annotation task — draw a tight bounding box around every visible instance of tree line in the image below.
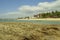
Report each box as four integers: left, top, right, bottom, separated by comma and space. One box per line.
34, 11, 60, 18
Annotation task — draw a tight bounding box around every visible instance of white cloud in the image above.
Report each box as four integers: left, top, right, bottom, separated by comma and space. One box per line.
18, 0, 60, 13
0, 0, 60, 18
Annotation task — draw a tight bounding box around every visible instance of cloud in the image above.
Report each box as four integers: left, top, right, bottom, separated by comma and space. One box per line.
19, 0, 60, 13
0, 0, 60, 18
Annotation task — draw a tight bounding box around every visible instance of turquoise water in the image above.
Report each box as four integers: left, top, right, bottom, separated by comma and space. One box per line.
0, 19, 60, 24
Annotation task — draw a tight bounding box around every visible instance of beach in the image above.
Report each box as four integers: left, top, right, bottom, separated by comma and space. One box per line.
0, 22, 60, 40
17, 18, 60, 21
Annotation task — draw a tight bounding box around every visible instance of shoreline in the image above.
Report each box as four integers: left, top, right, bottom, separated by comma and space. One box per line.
17, 18, 60, 21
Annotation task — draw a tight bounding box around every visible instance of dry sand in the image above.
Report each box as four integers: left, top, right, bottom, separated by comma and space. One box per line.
18, 18, 60, 21
0, 22, 60, 40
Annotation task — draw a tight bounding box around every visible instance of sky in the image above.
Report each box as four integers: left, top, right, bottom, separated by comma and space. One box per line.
0, 0, 60, 18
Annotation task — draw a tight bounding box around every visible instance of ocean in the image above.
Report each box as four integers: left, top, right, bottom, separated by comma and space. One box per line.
0, 19, 60, 24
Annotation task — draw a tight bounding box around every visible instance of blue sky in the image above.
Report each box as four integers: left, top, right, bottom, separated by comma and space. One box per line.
0, 0, 55, 14
0, 0, 60, 18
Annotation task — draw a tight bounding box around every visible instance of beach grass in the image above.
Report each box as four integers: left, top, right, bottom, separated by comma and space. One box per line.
0, 22, 60, 40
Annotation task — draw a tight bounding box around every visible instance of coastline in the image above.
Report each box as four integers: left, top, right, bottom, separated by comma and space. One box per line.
17, 18, 60, 21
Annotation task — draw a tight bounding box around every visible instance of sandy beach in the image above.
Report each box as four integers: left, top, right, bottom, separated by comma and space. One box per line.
17, 18, 60, 21
0, 22, 60, 40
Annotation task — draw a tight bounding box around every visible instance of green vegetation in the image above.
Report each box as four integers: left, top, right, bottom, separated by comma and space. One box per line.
34, 11, 60, 18
0, 22, 60, 40
17, 11, 60, 19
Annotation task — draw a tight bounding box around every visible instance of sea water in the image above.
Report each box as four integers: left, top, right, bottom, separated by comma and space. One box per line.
0, 19, 60, 24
